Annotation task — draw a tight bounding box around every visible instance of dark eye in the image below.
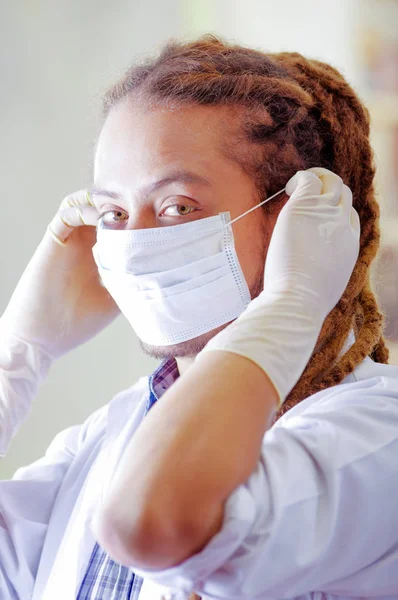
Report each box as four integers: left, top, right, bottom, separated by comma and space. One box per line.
98, 209, 129, 229
162, 204, 196, 217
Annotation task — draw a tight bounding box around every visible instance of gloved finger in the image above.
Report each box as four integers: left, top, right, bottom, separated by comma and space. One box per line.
350, 206, 360, 237
48, 205, 99, 245
285, 170, 322, 198
308, 167, 344, 205
340, 182, 354, 219
59, 189, 95, 212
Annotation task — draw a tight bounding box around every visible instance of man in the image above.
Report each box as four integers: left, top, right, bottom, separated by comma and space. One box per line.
1, 38, 397, 600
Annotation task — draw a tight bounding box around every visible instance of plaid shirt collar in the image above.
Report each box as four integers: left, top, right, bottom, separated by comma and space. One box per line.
146, 358, 180, 413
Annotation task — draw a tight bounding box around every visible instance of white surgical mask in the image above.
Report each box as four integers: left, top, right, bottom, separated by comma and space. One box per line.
92, 188, 285, 346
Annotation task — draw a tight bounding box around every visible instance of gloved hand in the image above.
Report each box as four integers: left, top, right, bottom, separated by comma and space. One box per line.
0, 190, 119, 358
199, 168, 360, 405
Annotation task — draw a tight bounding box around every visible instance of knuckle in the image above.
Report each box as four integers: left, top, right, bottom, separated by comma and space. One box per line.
61, 190, 85, 209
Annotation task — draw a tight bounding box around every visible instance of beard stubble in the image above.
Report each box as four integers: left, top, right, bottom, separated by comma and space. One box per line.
139, 262, 265, 360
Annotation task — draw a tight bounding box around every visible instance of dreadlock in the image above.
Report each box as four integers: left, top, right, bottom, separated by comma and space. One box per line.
102, 35, 389, 418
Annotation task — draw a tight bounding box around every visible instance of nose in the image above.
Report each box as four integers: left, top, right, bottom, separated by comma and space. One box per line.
127, 205, 158, 230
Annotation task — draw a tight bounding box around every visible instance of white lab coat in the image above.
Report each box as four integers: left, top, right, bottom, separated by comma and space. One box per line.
1, 331, 398, 600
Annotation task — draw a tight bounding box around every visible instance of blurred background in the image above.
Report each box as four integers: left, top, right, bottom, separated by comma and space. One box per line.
1, 0, 397, 478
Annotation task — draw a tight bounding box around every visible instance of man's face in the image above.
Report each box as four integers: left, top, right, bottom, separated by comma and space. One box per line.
93, 98, 282, 358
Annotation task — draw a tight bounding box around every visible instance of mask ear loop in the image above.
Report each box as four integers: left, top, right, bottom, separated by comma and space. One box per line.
226, 187, 286, 227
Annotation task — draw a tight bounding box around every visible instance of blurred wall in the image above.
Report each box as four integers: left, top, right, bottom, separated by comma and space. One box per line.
185, 0, 358, 82
1, 0, 396, 478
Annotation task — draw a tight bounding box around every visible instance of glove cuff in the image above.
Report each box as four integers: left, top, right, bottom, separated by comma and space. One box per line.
198, 290, 324, 406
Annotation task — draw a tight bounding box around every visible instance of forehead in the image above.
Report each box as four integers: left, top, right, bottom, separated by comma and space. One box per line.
94, 100, 237, 182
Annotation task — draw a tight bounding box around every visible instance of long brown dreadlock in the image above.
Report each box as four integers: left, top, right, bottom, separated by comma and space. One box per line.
102, 36, 389, 417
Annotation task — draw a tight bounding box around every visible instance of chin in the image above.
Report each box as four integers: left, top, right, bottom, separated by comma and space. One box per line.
138, 321, 233, 360
138, 273, 265, 361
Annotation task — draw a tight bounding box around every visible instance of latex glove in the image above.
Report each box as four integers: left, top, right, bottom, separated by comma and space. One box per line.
199, 168, 360, 405
0, 190, 119, 358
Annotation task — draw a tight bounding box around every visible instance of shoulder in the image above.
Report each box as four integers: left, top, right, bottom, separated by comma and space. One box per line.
275, 358, 398, 468
35, 376, 149, 467
75, 376, 150, 451
283, 358, 398, 417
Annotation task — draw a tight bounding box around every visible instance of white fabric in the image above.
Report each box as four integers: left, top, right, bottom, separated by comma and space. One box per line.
92, 212, 251, 346
201, 169, 360, 403
1, 332, 398, 599
0, 328, 53, 457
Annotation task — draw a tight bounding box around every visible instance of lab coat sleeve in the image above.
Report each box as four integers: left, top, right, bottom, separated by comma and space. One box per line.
0, 406, 107, 599
0, 327, 98, 599
133, 378, 398, 598
0, 424, 82, 599
0, 327, 53, 456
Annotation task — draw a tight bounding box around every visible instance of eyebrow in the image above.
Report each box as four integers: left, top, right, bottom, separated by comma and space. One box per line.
89, 170, 212, 201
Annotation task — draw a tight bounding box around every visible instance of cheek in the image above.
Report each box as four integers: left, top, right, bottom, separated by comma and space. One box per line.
232, 214, 268, 291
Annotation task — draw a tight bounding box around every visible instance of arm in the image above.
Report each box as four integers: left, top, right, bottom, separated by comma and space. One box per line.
1, 187, 118, 451
128, 381, 398, 598
0, 325, 53, 456
0, 328, 54, 598
0, 324, 109, 599
93, 351, 279, 568
0, 423, 82, 600
0, 188, 117, 598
